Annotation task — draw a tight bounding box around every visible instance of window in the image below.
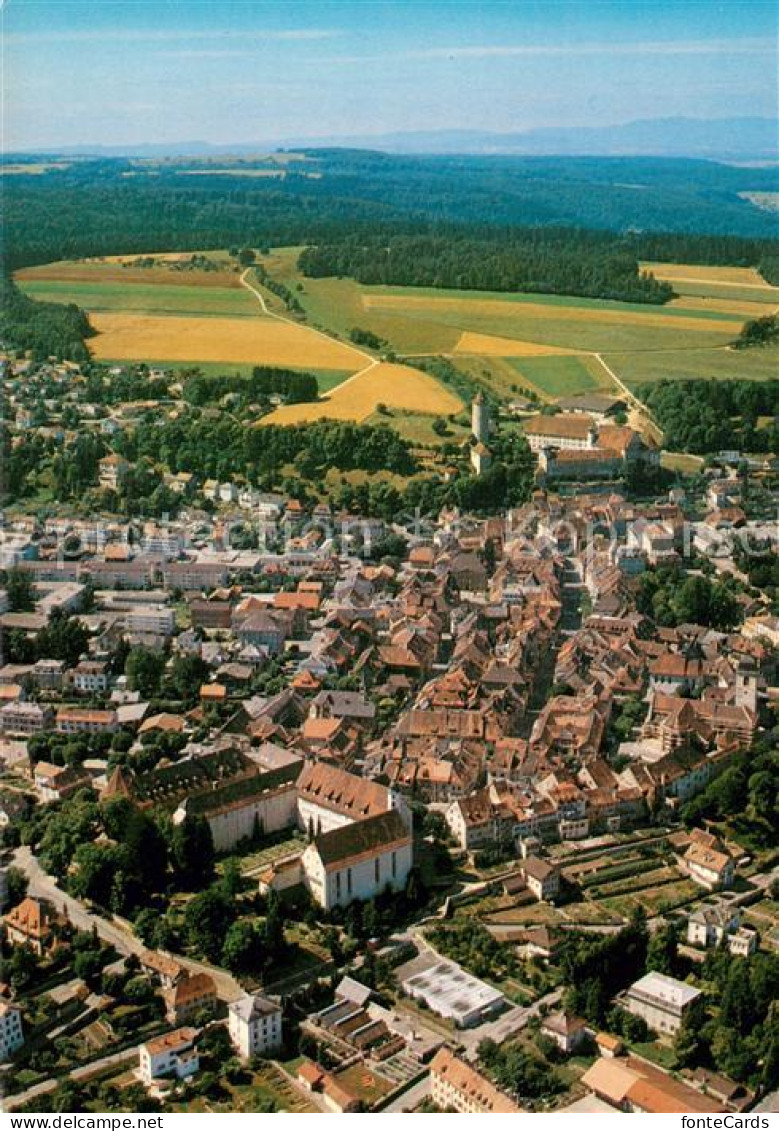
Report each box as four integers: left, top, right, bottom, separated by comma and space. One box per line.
347, 868, 353, 895
391, 851, 397, 878
336, 872, 342, 898
374, 859, 380, 883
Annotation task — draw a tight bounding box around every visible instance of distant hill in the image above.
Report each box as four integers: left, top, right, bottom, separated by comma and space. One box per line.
294, 117, 778, 162
11, 116, 776, 163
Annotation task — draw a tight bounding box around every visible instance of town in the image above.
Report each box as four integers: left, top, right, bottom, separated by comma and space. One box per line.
0, 347, 776, 1115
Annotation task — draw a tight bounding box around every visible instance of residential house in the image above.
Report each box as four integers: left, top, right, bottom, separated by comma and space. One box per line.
98, 454, 130, 491
3, 896, 64, 956
522, 856, 560, 901
681, 840, 735, 891
541, 1012, 588, 1054
164, 972, 217, 1025
139, 1028, 199, 1088
622, 972, 702, 1036
430, 1048, 521, 1113
228, 994, 282, 1060
686, 902, 757, 955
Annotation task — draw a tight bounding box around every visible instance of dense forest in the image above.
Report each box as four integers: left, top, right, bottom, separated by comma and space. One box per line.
3, 152, 779, 275
641, 379, 779, 454
298, 232, 674, 303
0, 276, 94, 362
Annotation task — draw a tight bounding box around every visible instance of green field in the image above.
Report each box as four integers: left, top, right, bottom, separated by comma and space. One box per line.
18, 279, 257, 318
288, 271, 743, 356
668, 280, 779, 304
602, 344, 779, 388
503, 355, 605, 397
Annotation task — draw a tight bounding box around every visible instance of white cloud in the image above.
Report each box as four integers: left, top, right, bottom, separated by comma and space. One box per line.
325, 37, 773, 65
5, 27, 340, 46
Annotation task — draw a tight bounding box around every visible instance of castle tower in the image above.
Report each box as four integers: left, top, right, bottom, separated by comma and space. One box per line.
472, 391, 490, 443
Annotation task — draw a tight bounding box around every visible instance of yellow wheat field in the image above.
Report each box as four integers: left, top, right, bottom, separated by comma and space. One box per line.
454, 331, 582, 357
261, 362, 462, 425
88, 312, 365, 369
669, 295, 779, 317
364, 293, 743, 334
642, 262, 777, 288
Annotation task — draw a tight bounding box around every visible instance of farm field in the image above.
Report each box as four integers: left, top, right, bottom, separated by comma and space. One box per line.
18, 279, 258, 318
17, 256, 239, 287
262, 361, 463, 425
268, 248, 775, 403
87, 311, 365, 371
641, 261, 776, 288
502, 355, 611, 398
15, 247, 778, 430
601, 344, 779, 387
642, 261, 779, 306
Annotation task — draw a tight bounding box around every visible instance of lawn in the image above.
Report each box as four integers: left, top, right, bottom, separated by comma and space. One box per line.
631, 1041, 678, 1070
180, 1064, 318, 1113
364, 407, 470, 444
484, 903, 562, 926
271, 250, 746, 357
661, 451, 706, 473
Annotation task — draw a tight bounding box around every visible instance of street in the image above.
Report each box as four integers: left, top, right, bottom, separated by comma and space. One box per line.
13, 846, 244, 1003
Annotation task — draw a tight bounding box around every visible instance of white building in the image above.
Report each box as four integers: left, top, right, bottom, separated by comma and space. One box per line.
682, 842, 735, 891
622, 972, 701, 1035
71, 660, 110, 694
126, 606, 175, 636
402, 959, 505, 1029
524, 413, 597, 453
0, 999, 24, 1059
687, 903, 757, 956
296, 762, 411, 838
227, 994, 282, 1060
139, 1028, 199, 1088
301, 810, 412, 910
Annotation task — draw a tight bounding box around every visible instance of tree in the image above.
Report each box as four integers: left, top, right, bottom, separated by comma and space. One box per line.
36, 611, 90, 665
237, 247, 256, 267
261, 893, 286, 964
170, 814, 214, 889
5, 865, 28, 907
674, 1003, 707, 1068
646, 922, 679, 976
222, 919, 259, 973
125, 646, 166, 697
184, 886, 235, 962
167, 653, 210, 701
720, 961, 755, 1035
5, 567, 36, 612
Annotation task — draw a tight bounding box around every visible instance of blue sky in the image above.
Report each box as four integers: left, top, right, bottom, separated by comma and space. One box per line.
4, 0, 777, 150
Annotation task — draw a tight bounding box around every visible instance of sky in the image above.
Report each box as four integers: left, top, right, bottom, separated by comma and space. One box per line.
3, 0, 778, 151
